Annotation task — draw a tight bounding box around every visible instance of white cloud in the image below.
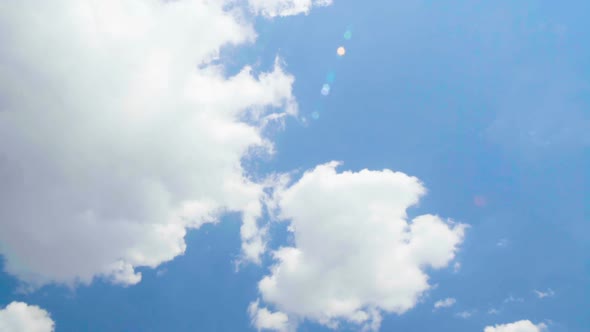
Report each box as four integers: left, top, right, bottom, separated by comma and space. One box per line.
488, 308, 500, 315
484, 320, 547, 332
434, 298, 456, 309
0, 302, 55, 332
257, 162, 467, 331
0, 0, 299, 287
497, 238, 509, 247
533, 289, 555, 299
456, 310, 475, 319
504, 295, 524, 303
155, 268, 167, 278
453, 262, 461, 273
248, 300, 290, 332
248, 0, 332, 17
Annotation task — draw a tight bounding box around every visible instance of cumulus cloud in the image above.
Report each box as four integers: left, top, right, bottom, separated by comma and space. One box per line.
484, 320, 547, 332
248, 0, 332, 17
434, 298, 456, 309
257, 162, 467, 331
0, 0, 298, 286
248, 300, 290, 332
0, 302, 55, 332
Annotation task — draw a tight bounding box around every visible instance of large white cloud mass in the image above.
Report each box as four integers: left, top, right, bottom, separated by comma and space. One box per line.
0, 302, 55, 332
0, 0, 300, 286
248, 0, 332, 17
257, 162, 467, 331
484, 320, 548, 332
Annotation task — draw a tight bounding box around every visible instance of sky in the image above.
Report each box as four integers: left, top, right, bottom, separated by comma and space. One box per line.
0, 1, 588, 332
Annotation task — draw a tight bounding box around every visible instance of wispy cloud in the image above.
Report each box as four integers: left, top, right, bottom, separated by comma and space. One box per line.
534, 289, 555, 299
434, 298, 456, 309
455, 310, 475, 319
485, 320, 548, 332
504, 295, 524, 303
497, 238, 509, 248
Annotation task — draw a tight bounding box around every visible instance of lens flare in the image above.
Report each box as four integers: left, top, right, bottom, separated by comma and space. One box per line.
474, 195, 487, 207
311, 111, 320, 119
321, 84, 331, 96
337, 46, 346, 56
344, 30, 352, 40
326, 72, 336, 84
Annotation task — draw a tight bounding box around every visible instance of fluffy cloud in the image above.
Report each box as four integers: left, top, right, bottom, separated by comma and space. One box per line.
248, 0, 332, 17
248, 300, 290, 332
0, 302, 55, 332
434, 298, 456, 309
0, 0, 297, 286
257, 162, 467, 331
484, 320, 547, 332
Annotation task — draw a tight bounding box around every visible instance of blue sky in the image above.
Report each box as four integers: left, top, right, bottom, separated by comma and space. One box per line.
0, 1, 588, 332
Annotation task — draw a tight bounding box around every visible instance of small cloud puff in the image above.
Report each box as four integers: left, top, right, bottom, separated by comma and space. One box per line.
533, 289, 555, 299
504, 295, 524, 303
249, 0, 332, 17
434, 298, 456, 309
484, 320, 547, 332
497, 238, 509, 247
456, 310, 475, 319
248, 300, 290, 332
